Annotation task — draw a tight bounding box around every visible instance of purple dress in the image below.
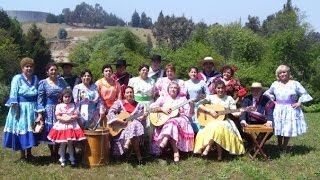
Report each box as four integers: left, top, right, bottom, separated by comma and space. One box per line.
150, 96, 194, 155
36, 77, 69, 144
107, 100, 145, 155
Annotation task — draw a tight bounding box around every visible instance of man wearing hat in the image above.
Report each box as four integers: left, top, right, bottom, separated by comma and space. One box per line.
240, 82, 274, 127
58, 59, 80, 89
111, 59, 132, 97
197, 57, 221, 86
148, 55, 166, 82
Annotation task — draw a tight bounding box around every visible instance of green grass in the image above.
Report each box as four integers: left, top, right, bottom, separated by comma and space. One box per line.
1, 113, 320, 179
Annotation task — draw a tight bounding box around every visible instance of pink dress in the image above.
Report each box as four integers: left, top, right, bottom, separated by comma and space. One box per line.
155, 77, 186, 97
47, 103, 86, 143
150, 96, 194, 154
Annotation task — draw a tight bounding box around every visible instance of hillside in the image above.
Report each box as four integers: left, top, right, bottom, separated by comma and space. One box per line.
21, 23, 156, 61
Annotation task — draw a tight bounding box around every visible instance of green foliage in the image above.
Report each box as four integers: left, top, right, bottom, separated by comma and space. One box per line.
69, 28, 148, 80
131, 10, 140, 28
0, 10, 11, 30
24, 24, 51, 80
140, 12, 153, 29
46, 13, 57, 23
302, 104, 320, 113
57, 28, 68, 39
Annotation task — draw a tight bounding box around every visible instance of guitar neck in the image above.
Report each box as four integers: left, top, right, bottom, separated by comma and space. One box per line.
171, 98, 194, 111
217, 108, 240, 115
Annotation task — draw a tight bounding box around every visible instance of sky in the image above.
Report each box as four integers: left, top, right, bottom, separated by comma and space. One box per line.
0, 0, 319, 32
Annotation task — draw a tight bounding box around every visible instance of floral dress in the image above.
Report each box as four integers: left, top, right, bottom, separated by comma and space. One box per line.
36, 77, 69, 144
2, 74, 38, 150
264, 80, 312, 137
107, 100, 145, 155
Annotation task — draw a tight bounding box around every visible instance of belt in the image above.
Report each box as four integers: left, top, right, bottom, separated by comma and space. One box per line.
276, 100, 294, 105
134, 95, 152, 102
18, 96, 37, 102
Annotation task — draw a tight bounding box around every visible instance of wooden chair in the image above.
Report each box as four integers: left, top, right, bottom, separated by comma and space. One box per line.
243, 125, 273, 160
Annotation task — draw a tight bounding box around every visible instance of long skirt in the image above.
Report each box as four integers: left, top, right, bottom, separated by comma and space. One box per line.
194, 119, 245, 155
111, 120, 144, 155
150, 116, 194, 155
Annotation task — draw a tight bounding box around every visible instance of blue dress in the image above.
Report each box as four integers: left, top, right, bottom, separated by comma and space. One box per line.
185, 79, 210, 133
264, 80, 313, 137
2, 74, 38, 150
36, 77, 69, 143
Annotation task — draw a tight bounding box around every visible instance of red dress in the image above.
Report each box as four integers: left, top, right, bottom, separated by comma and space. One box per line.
47, 103, 85, 143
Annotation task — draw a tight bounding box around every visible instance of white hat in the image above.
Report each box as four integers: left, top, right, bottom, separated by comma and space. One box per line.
251, 82, 263, 88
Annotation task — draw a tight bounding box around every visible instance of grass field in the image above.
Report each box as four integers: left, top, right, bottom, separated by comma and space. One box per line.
1, 113, 320, 179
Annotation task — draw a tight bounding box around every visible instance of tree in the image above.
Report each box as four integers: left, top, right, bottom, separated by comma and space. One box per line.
245, 15, 261, 33
0, 10, 11, 30
56, 14, 65, 24
57, 28, 68, 39
191, 21, 209, 44
140, 12, 152, 29
24, 24, 51, 80
46, 13, 57, 23
152, 11, 165, 45
131, 10, 140, 27
146, 34, 153, 54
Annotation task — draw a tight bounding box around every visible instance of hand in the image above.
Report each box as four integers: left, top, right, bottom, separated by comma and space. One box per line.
264, 121, 272, 127
240, 121, 248, 127
35, 114, 43, 123
209, 110, 218, 118
291, 102, 301, 109
161, 107, 172, 115
14, 105, 20, 120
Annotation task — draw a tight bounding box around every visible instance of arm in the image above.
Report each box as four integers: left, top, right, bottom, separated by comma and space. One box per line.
5, 75, 20, 119
293, 81, 313, 108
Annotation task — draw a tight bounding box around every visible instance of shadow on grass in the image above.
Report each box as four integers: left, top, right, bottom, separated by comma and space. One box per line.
260, 144, 315, 160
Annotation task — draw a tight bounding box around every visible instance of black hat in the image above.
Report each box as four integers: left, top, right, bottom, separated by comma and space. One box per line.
112, 59, 132, 66
150, 55, 162, 61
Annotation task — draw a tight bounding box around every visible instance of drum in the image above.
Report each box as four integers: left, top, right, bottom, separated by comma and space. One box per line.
83, 128, 110, 167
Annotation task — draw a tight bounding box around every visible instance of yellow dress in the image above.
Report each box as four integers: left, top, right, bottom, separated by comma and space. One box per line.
194, 94, 245, 155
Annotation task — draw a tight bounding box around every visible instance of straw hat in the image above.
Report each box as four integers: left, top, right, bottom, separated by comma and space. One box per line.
198, 57, 220, 67
251, 82, 263, 88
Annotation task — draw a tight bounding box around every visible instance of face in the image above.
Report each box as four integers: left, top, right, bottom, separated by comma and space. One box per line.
116, 65, 126, 74
215, 84, 225, 97
62, 65, 73, 75
22, 64, 33, 77
203, 62, 214, 71
139, 67, 149, 79
62, 93, 72, 104
151, 60, 161, 70
124, 88, 134, 100
189, 68, 198, 80
222, 68, 232, 80
103, 68, 113, 79
47, 65, 58, 78
278, 69, 289, 82
166, 68, 176, 80
251, 88, 262, 98
168, 84, 179, 98
81, 72, 92, 85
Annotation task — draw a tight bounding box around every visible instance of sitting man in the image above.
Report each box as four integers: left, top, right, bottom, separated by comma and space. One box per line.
240, 82, 274, 146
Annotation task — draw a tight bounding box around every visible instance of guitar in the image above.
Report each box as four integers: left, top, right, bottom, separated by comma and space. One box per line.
197, 104, 256, 126
108, 111, 145, 136
149, 97, 198, 127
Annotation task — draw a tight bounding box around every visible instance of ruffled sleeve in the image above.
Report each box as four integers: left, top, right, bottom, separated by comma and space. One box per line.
36, 80, 46, 112
263, 82, 276, 101
295, 81, 313, 103
5, 75, 20, 106
106, 100, 122, 124
150, 96, 165, 108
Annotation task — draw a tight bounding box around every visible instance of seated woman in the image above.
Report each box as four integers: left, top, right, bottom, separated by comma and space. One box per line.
150, 82, 194, 163
107, 86, 147, 164
194, 80, 245, 161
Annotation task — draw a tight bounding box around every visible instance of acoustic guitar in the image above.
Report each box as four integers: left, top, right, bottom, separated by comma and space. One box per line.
108, 111, 145, 136
149, 98, 197, 127
197, 104, 256, 126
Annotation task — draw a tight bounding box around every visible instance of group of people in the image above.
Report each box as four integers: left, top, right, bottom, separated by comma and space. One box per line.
2, 55, 313, 167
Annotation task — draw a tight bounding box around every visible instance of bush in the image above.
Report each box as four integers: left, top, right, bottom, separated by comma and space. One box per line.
302, 103, 320, 113
57, 28, 68, 39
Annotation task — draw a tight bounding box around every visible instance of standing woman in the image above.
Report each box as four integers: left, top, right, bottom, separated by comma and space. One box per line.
73, 69, 103, 129
264, 65, 312, 152
185, 67, 210, 133
150, 82, 194, 163
107, 86, 147, 164
96, 64, 122, 124
128, 64, 155, 124
36, 62, 69, 158
2, 57, 39, 160
155, 63, 186, 98
209, 65, 247, 103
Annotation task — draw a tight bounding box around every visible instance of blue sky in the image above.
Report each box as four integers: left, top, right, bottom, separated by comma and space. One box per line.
0, 0, 319, 32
